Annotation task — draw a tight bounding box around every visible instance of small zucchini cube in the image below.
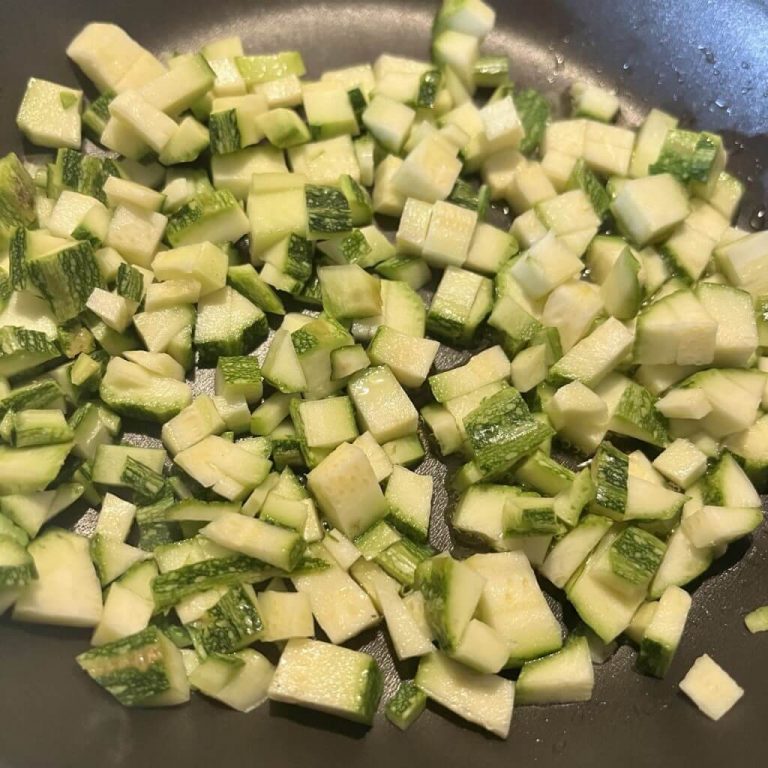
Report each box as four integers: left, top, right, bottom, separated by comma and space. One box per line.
268, 638, 382, 725
306, 442, 388, 539
16, 78, 83, 149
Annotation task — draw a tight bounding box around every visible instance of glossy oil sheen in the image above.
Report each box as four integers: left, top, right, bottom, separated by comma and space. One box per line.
0, 2, 766, 767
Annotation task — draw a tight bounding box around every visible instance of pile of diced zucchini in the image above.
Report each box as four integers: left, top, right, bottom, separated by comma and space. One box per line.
1, 0, 765, 737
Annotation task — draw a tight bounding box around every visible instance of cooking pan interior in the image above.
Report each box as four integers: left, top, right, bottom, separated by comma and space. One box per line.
0, 2, 766, 767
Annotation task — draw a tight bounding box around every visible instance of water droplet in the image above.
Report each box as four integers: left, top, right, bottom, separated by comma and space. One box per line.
714, 98, 728, 109
713, 67, 720, 76
698, 46, 716, 64
730, 139, 745, 155
562, 35, 570, 44
749, 206, 766, 231
674, 69, 685, 84
741, 61, 750, 70
554, 53, 565, 71
622, 62, 632, 72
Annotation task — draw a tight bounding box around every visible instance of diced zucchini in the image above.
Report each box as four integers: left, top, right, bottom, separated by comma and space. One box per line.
77, 626, 189, 706
319, 264, 381, 319
0, 536, 36, 588
611, 174, 689, 247
427, 266, 492, 345
636, 585, 691, 678
549, 318, 634, 388
201, 512, 305, 571
368, 326, 439, 389
95, 493, 136, 541
91, 581, 155, 647
268, 638, 382, 725
516, 635, 594, 705
374, 572, 433, 660
291, 543, 378, 643
175, 435, 271, 502
362, 96, 415, 154
16, 77, 83, 149
650, 129, 725, 197
166, 189, 249, 248
12, 409, 73, 447
679, 654, 743, 721
13, 529, 102, 627
90, 533, 149, 586
385, 466, 433, 542
66, 23, 162, 93
306, 442, 388, 538
649, 521, 713, 599
744, 607, 768, 634
257, 108, 311, 148
0, 442, 72, 495
186, 583, 264, 656
630, 108, 678, 178
100, 357, 191, 422
566, 528, 649, 643
652, 438, 708, 489
681, 505, 762, 548
703, 451, 761, 508
209, 94, 268, 154
191, 648, 274, 713
215, 356, 263, 405
415, 651, 514, 739
385, 680, 427, 731
227, 263, 285, 315
348, 365, 419, 443
463, 387, 552, 479
195, 286, 267, 366
415, 554, 485, 651
153, 242, 228, 295
541, 514, 613, 588
258, 589, 314, 641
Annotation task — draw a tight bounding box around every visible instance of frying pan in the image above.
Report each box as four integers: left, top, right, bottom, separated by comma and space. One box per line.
0, 1, 766, 766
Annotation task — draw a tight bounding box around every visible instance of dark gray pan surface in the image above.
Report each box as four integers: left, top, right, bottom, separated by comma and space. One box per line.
0, 2, 766, 767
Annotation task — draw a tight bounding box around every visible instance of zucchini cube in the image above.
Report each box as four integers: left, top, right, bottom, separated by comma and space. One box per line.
422, 200, 478, 268
368, 325, 439, 388
215, 356, 263, 404
679, 654, 743, 721
195, 286, 268, 367
611, 174, 689, 247
427, 266, 493, 345
319, 264, 381, 319
307, 442, 388, 539
362, 96, 415, 155
77, 626, 189, 706
294, 396, 359, 450
393, 135, 462, 204
16, 78, 83, 149
302, 82, 358, 139
348, 365, 418, 443
415, 554, 485, 651
268, 638, 382, 725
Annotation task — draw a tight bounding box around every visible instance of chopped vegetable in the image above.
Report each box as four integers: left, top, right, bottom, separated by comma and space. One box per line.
0, 0, 763, 741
